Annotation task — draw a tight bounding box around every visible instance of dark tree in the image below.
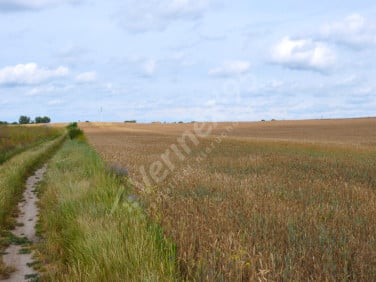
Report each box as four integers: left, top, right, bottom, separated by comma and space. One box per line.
35, 116, 51, 124
19, 116, 31, 124
43, 116, 51, 123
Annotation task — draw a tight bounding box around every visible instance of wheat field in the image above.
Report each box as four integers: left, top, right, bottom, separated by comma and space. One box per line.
82, 118, 376, 280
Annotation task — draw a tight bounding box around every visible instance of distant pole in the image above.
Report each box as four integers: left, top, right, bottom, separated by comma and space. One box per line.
100, 107, 103, 122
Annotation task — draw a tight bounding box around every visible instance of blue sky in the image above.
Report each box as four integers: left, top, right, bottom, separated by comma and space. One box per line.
0, 0, 375, 122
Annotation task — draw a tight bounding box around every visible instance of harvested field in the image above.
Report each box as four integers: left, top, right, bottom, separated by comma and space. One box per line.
82, 117, 376, 145
82, 118, 376, 280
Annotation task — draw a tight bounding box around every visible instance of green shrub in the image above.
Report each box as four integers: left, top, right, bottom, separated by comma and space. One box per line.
68, 128, 84, 140
65, 122, 84, 140
66, 122, 78, 130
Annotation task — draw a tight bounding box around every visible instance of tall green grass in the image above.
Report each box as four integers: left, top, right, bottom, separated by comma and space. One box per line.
0, 125, 62, 164
0, 135, 65, 229
37, 140, 177, 281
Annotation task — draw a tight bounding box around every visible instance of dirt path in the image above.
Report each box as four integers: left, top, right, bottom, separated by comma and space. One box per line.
1, 165, 47, 281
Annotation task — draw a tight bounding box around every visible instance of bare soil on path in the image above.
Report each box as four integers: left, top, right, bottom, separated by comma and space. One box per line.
1, 165, 47, 281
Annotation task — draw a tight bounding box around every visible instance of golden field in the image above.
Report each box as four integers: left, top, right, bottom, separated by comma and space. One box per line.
81, 118, 376, 280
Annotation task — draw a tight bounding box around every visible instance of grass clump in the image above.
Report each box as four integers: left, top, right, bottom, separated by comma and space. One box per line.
18, 247, 32, 254
37, 140, 177, 281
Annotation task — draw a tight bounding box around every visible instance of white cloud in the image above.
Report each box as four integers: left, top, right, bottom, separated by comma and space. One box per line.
117, 0, 212, 32
142, 60, 157, 75
0, 63, 69, 85
209, 60, 251, 76
322, 14, 376, 48
0, 0, 81, 11
271, 37, 336, 71
75, 71, 97, 83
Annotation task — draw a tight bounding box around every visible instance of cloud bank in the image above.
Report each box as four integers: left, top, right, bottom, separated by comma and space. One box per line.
0, 63, 69, 85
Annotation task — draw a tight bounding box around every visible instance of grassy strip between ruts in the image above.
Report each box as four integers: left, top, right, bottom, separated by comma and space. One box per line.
0, 134, 66, 278
36, 139, 177, 281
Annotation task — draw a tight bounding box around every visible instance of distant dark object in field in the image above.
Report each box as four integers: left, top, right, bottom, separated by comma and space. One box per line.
124, 120, 137, 123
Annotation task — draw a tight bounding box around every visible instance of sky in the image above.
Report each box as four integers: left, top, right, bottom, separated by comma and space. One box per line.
0, 0, 376, 123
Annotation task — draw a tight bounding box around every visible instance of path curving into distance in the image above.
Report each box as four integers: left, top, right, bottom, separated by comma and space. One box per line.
1, 165, 47, 281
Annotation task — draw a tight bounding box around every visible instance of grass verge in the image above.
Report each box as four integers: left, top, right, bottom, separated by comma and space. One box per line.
36, 139, 177, 281
0, 135, 65, 278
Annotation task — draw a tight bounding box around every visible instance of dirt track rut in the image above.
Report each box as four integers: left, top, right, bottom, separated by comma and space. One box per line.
2, 165, 47, 281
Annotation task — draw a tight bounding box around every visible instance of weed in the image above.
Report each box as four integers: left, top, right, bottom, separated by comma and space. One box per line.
19, 247, 32, 254
24, 273, 39, 281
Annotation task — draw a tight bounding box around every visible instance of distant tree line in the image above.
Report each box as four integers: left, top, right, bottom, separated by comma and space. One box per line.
19, 116, 51, 124
0, 116, 51, 125
35, 116, 51, 123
